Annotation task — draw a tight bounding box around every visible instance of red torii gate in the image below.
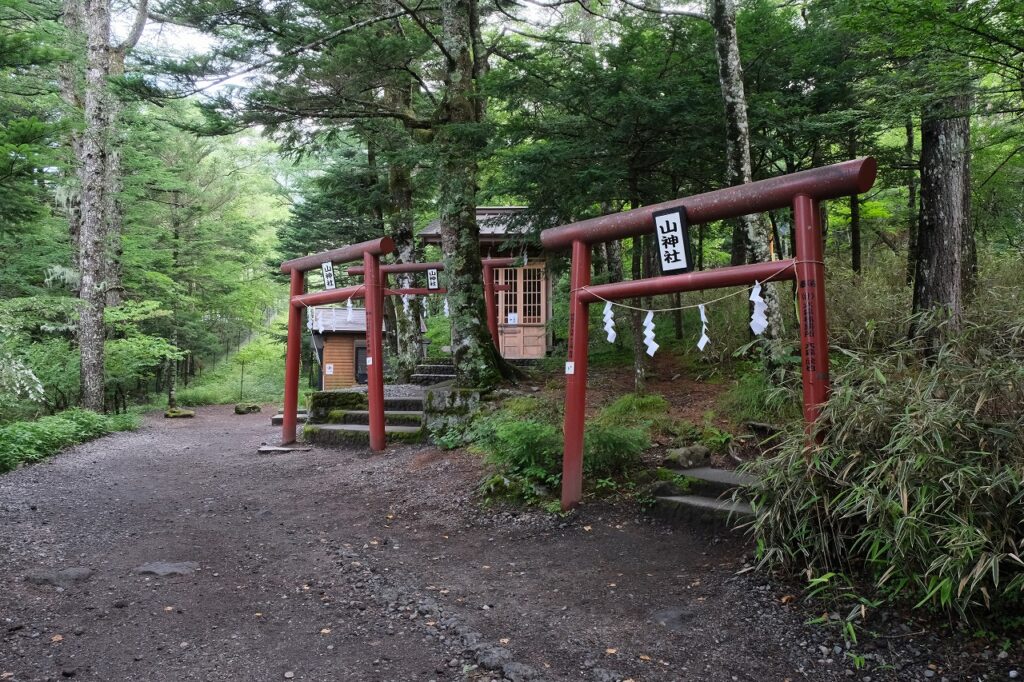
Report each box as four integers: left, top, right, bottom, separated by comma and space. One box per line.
281, 244, 520, 451
280, 238, 394, 450
540, 157, 878, 510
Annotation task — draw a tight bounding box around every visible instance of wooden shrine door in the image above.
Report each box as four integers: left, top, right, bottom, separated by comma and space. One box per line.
494, 264, 547, 359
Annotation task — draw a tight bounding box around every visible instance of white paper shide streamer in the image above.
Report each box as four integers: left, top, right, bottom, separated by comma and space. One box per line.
346, 297, 353, 322
643, 311, 659, 357
443, 298, 450, 318
749, 281, 768, 335
602, 301, 617, 343
697, 304, 711, 351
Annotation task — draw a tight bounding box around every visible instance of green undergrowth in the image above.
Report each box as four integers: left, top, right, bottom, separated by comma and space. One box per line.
423, 315, 453, 361
745, 311, 1024, 618
469, 393, 663, 507
0, 408, 139, 473
721, 360, 802, 426
175, 334, 284, 406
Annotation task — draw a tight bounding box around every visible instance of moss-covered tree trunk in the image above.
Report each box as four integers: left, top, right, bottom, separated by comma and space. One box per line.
437, 0, 515, 387
387, 79, 424, 380
905, 118, 918, 286
77, 0, 116, 410
70, 0, 148, 410
912, 92, 972, 337
389, 161, 423, 378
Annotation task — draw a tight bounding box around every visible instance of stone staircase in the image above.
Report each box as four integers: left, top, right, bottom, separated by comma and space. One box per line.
270, 410, 307, 426
411, 360, 456, 385
653, 447, 757, 527
302, 394, 427, 446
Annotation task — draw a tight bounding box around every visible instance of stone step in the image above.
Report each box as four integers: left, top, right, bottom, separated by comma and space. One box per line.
270, 412, 308, 426
335, 410, 424, 427
668, 466, 758, 499
653, 495, 753, 527
410, 374, 455, 386
303, 422, 426, 446
413, 364, 456, 375
384, 396, 424, 411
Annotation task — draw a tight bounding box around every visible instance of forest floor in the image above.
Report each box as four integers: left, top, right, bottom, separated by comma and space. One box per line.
0, 404, 1019, 682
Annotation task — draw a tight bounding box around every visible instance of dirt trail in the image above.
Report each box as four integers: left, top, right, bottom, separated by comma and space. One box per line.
0, 406, 1008, 681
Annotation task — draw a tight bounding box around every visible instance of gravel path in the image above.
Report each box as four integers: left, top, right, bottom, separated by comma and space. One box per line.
0, 405, 1018, 681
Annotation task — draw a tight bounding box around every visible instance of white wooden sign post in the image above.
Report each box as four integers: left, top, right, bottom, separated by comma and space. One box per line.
652, 207, 692, 274
321, 262, 337, 289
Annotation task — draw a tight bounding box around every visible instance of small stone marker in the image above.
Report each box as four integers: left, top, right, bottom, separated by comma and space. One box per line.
133, 561, 199, 577
164, 408, 195, 419
25, 567, 93, 587
257, 446, 312, 454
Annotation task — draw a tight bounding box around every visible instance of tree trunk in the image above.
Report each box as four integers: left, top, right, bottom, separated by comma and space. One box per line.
388, 157, 423, 379
728, 222, 746, 265
697, 223, 705, 270
630, 237, 645, 394
709, 0, 785, 360
607, 239, 623, 283
912, 93, 972, 336
59, 0, 84, 271
905, 118, 918, 286
166, 357, 177, 410
848, 132, 861, 274
438, 0, 514, 387
77, 0, 116, 411
100, 49, 130, 306
591, 242, 608, 279
626, 179, 647, 394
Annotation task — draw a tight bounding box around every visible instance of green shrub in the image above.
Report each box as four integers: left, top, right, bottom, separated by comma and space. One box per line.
474, 394, 655, 504
583, 423, 648, 476
746, 313, 1024, 616
480, 419, 562, 475
721, 363, 801, 425
0, 408, 138, 473
500, 395, 562, 423
593, 393, 669, 427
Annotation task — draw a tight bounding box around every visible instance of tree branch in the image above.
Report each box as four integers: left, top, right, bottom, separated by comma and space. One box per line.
391, 0, 454, 66
617, 0, 708, 22
166, 8, 432, 98
146, 9, 200, 29
116, 0, 150, 52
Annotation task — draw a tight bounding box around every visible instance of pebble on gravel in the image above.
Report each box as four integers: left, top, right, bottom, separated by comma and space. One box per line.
133, 561, 199, 577
24, 567, 93, 587
474, 645, 512, 670
502, 661, 541, 681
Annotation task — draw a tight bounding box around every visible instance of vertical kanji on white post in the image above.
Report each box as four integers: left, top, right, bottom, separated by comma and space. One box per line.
652, 207, 691, 274
321, 262, 336, 290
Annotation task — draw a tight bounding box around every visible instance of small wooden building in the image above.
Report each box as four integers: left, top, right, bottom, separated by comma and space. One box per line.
307, 307, 368, 390
420, 207, 553, 360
